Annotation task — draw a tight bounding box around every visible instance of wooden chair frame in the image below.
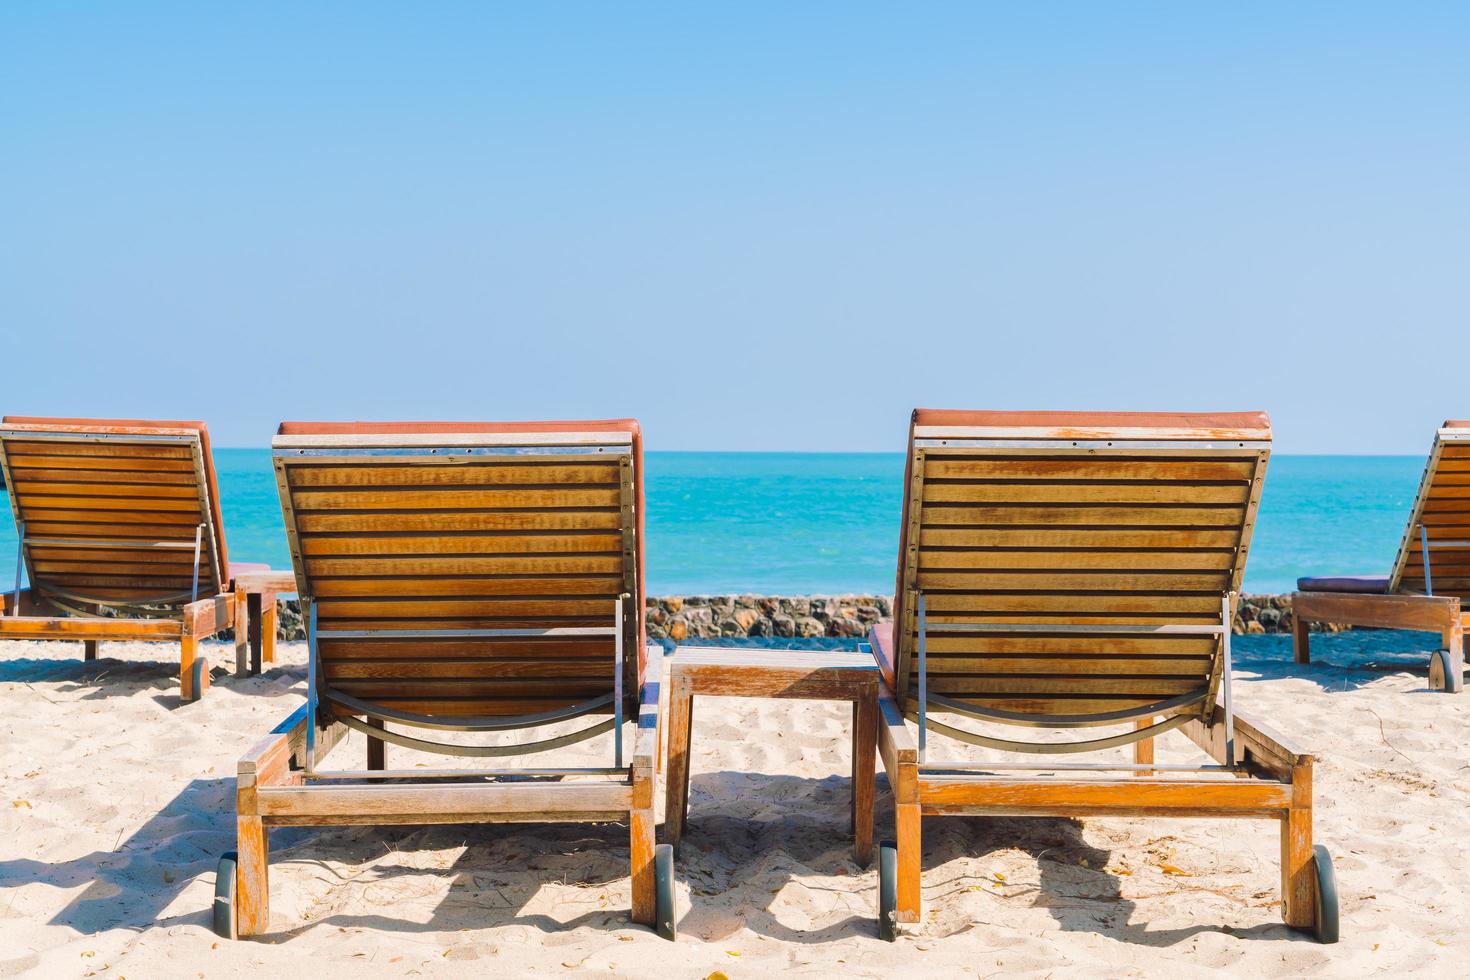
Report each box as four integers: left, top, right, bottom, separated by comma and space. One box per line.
0, 422, 246, 700
1293, 424, 1470, 692
870, 411, 1336, 942
219, 424, 667, 938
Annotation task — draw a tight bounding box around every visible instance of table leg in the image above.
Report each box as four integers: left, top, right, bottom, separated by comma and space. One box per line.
850, 702, 858, 833
247, 593, 263, 675
665, 676, 694, 856
260, 594, 277, 664
852, 693, 877, 866
233, 590, 249, 676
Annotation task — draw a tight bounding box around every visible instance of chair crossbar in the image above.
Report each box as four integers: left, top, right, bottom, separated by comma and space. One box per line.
272, 444, 633, 460
23, 537, 201, 550
338, 713, 616, 759
920, 761, 1239, 774
924, 688, 1209, 729
303, 766, 627, 781
0, 430, 195, 444
32, 583, 192, 617
322, 685, 615, 733
316, 627, 618, 639
906, 711, 1194, 755
924, 623, 1229, 635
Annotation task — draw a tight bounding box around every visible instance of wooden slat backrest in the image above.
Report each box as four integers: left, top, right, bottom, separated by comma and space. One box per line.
272, 420, 645, 723
0, 418, 226, 614
1389, 422, 1470, 598
889, 410, 1271, 725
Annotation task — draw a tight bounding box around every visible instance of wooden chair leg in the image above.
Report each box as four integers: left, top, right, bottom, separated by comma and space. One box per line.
852, 695, 877, 866
241, 592, 260, 675
260, 594, 278, 664
1441, 622, 1465, 693
247, 593, 273, 673
83, 640, 99, 661
849, 702, 858, 834
1292, 611, 1312, 664
1280, 763, 1315, 929
630, 773, 657, 926
237, 815, 270, 936
1133, 716, 1156, 776
179, 635, 204, 701
366, 717, 385, 770
233, 590, 250, 675
664, 680, 694, 854
895, 799, 921, 923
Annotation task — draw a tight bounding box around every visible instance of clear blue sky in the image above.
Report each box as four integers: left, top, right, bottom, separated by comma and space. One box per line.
2, 3, 1466, 452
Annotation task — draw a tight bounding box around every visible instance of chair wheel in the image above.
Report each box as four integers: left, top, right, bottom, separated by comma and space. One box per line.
1429, 649, 1463, 693
1312, 844, 1339, 944
186, 656, 210, 703
214, 851, 239, 940
878, 840, 898, 942
654, 843, 676, 941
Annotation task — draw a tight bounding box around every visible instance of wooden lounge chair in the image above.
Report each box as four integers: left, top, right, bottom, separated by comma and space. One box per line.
868, 409, 1339, 943
1292, 420, 1470, 693
213, 420, 674, 941
0, 416, 275, 701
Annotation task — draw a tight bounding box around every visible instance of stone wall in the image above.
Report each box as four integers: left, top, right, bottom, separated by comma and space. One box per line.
647, 595, 891, 641
268, 593, 1329, 641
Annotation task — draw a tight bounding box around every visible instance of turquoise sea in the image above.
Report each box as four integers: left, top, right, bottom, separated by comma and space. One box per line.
0, 453, 1425, 596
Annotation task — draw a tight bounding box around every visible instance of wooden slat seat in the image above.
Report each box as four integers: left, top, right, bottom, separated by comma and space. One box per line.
220, 419, 666, 942
272, 423, 645, 728
885, 412, 1270, 732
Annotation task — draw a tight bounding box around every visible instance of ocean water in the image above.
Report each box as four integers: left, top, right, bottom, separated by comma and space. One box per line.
0, 452, 1426, 596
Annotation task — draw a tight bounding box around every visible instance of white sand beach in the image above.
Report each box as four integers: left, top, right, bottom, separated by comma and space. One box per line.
0, 636, 1466, 978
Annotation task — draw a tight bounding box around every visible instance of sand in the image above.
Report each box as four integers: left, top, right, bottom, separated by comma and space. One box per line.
0, 634, 1466, 978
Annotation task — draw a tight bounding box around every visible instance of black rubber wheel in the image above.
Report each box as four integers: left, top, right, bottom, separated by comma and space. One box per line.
654, 843, 676, 941
187, 656, 209, 704
1429, 649, 1463, 693
214, 851, 239, 940
1312, 844, 1339, 944
878, 840, 898, 942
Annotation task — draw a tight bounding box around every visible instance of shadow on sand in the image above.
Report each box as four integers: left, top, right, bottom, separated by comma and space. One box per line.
675, 771, 1315, 947
0, 644, 299, 708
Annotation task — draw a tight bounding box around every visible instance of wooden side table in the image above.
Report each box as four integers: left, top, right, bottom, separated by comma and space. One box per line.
231, 571, 297, 677
664, 646, 880, 866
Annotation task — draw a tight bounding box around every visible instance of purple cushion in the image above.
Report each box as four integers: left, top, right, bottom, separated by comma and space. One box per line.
1295, 575, 1390, 594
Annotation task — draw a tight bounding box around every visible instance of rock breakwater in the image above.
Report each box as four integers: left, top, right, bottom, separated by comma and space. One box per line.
264, 593, 1324, 641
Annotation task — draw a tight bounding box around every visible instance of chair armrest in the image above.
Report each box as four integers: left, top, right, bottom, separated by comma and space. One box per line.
878, 681, 918, 762
239, 702, 309, 786
868, 621, 897, 688
238, 700, 350, 787
633, 645, 665, 770
1234, 706, 1313, 774
1178, 704, 1312, 778
877, 681, 918, 803
182, 592, 235, 638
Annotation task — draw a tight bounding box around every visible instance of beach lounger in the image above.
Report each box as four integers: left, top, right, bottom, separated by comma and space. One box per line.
1292, 421, 1470, 692
213, 420, 674, 940
0, 416, 276, 701
868, 410, 1339, 943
